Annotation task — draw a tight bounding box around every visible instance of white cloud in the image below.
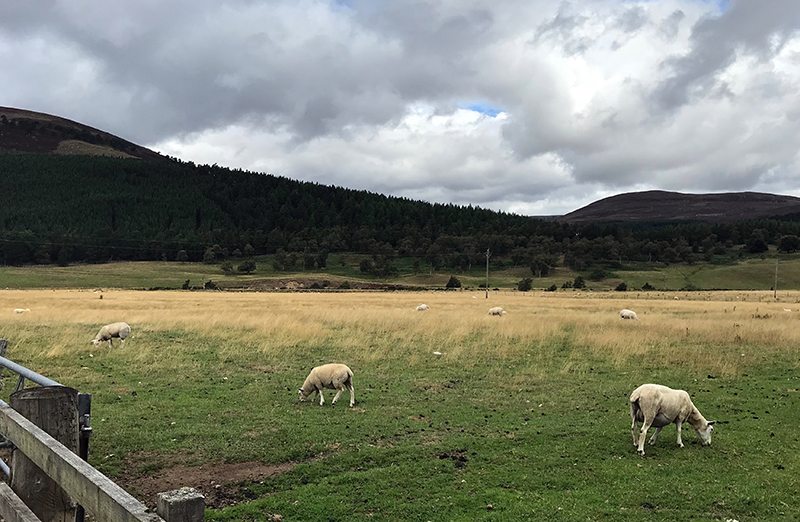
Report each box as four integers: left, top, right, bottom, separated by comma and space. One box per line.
2, 0, 800, 216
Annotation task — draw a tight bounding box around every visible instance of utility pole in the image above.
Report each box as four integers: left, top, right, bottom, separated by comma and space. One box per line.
774, 258, 778, 299
485, 248, 491, 298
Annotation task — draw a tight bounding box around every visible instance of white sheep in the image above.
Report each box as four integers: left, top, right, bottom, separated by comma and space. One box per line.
416, 304, 430, 311
629, 383, 715, 456
487, 306, 507, 316
619, 309, 639, 321
13, 308, 30, 314
91, 322, 131, 347
298, 363, 354, 407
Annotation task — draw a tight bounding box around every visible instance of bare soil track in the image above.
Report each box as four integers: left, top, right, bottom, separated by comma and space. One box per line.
116, 453, 295, 510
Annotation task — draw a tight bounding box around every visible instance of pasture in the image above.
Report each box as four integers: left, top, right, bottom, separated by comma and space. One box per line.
3, 252, 800, 292
0, 289, 798, 521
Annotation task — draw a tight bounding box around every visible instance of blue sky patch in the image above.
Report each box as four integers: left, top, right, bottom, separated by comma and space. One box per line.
461, 102, 504, 117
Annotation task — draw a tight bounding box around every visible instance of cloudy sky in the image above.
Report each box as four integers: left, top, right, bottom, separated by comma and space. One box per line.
3, 0, 800, 216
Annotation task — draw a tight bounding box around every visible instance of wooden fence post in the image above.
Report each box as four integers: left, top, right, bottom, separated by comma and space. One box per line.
10, 386, 79, 522
0, 339, 7, 384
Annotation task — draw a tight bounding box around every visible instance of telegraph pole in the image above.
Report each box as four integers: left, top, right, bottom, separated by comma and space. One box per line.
774, 258, 778, 299
485, 248, 491, 298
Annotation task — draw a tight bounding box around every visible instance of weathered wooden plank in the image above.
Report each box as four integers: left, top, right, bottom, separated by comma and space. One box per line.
0, 482, 41, 522
11, 386, 79, 522
0, 401, 163, 522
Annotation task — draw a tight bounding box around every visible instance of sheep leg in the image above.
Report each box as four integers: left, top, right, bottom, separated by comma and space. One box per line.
332, 386, 344, 405
631, 416, 639, 446
347, 383, 355, 407
317, 388, 325, 406
648, 427, 662, 445
107, 339, 113, 348
637, 418, 654, 456
675, 421, 684, 448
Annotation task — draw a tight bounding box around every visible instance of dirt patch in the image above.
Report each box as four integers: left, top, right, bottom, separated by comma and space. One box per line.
437, 449, 469, 469
218, 277, 427, 292
116, 454, 296, 510
0, 448, 292, 511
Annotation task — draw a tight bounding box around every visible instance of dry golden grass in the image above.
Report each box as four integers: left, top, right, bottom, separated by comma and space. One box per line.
2, 289, 799, 378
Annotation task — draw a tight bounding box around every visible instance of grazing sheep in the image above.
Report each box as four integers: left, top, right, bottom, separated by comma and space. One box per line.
619, 309, 639, 321
13, 308, 30, 314
416, 304, 430, 311
487, 306, 507, 316
91, 322, 131, 347
629, 383, 715, 456
298, 363, 354, 407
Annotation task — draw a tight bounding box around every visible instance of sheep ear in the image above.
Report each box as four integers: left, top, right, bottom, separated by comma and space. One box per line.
708, 421, 717, 425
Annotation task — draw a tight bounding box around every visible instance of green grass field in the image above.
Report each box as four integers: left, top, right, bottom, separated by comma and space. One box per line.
1, 250, 800, 292
0, 289, 798, 521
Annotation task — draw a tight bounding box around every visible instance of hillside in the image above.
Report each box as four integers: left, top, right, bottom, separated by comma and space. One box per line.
4, 107, 800, 276
0, 150, 563, 267
0, 106, 166, 161
559, 190, 800, 223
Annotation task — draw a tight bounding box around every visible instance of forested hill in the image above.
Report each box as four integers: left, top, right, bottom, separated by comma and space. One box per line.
4, 151, 800, 274
0, 151, 564, 266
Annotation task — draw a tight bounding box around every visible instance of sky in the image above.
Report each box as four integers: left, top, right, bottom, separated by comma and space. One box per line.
2, 0, 800, 216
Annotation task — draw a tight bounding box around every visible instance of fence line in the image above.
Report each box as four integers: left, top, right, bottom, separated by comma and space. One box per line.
0, 345, 204, 521
0, 399, 164, 522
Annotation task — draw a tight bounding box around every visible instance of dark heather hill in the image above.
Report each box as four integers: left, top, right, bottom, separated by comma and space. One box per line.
0, 106, 166, 161
558, 190, 800, 224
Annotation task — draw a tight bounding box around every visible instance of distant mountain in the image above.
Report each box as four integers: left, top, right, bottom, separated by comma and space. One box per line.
0, 106, 166, 161
558, 190, 800, 224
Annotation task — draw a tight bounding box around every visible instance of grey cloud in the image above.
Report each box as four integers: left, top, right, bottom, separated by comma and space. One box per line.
533, 2, 591, 54
653, 0, 800, 111
3, 1, 800, 216
659, 10, 685, 40
616, 6, 648, 34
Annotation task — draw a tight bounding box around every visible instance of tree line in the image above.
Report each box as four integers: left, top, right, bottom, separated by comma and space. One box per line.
1, 151, 800, 272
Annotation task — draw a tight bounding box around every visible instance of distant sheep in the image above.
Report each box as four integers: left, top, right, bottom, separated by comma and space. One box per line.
629, 383, 715, 456
13, 308, 30, 314
298, 363, 354, 407
416, 304, 430, 311
91, 322, 131, 348
487, 307, 507, 316
619, 309, 639, 321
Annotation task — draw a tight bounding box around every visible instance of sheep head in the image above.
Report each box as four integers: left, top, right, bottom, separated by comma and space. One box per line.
696, 421, 715, 446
